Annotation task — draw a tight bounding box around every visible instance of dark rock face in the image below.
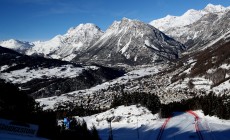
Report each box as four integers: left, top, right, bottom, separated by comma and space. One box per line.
73, 18, 185, 66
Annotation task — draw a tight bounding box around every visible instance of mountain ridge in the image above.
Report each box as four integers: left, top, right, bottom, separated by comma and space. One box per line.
73, 17, 185, 65
0, 23, 103, 61
150, 4, 230, 53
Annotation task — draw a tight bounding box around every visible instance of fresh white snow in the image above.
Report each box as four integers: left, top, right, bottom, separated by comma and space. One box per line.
0, 23, 103, 61
0, 65, 84, 84
150, 9, 207, 32
0, 39, 33, 52
73, 106, 230, 140
150, 4, 229, 32
120, 36, 132, 54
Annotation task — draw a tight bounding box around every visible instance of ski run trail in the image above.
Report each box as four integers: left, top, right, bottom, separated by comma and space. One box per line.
79, 105, 230, 140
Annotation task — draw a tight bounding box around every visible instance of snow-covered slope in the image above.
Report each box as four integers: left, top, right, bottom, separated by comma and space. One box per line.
166, 32, 230, 94
150, 4, 229, 31
73, 106, 230, 140
150, 9, 207, 32
73, 18, 185, 65
0, 39, 33, 53
150, 4, 230, 51
0, 46, 124, 98
26, 23, 103, 61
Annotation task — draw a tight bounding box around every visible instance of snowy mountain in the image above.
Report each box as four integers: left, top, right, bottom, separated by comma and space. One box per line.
38, 31, 230, 110
73, 18, 185, 65
0, 39, 34, 53
26, 23, 103, 61
150, 4, 230, 51
0, 23, 103, 61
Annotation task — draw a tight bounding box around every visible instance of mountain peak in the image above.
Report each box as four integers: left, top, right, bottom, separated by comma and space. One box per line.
204, 4, 227, 13
73, 17, 185, 65
121, 17, 132, 22
107, 18, 143, 34
0, 39, 33, 53
66, 23, 102, 36
150, 3, 229, 31
121, 17, 140, 23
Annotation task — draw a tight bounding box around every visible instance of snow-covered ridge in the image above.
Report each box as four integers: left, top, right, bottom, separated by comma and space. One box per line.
0, 39, 33, 53
150, 4, 230, 31
27, 23, 103, 61
204, 3, 229, 13
73, 17, 185, 65
0, 23, 103, 61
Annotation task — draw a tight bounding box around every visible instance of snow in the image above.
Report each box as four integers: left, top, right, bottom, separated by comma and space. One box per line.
167, 76, 213, 92
0, 39, 33, 51
74, 106, 230, 140
62, 54, 77, 61
150, 9, 207, 31
192, 77, 213, 90
28, 35, 63, 56
0, 65, 10, 71
207, 68, 217, 74
83, 105, 158, 130
201, 30, 230, 51
144, 40, 151, 46
117, 27, 128, 52
220, 63, 230, 70
145, 40, 159, 50
37, 65, 162, 109
1, 65, 84, 84
204, 4, 228, 13
134, 55, 138, 61
0, 23, 103, 61
120, 36, 132, 54
150, 4, 229, 32
213, 80, 230, 93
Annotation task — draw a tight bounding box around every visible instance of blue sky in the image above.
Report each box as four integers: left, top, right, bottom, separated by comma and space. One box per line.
0, 0, 229, 41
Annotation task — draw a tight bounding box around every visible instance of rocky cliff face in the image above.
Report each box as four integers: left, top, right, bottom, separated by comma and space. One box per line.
150, 4, 230, 53
73, 18, 185, 65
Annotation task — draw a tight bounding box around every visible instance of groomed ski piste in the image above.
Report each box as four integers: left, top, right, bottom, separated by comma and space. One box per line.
75, 105, 230, 140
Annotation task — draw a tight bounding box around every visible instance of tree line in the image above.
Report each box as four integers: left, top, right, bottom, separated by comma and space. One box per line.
110, 91, 230, 120
156, 92, 230, 119
0, 80, 100, 140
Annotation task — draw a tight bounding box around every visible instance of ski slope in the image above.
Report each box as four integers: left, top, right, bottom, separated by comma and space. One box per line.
80, 106, 230, 140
